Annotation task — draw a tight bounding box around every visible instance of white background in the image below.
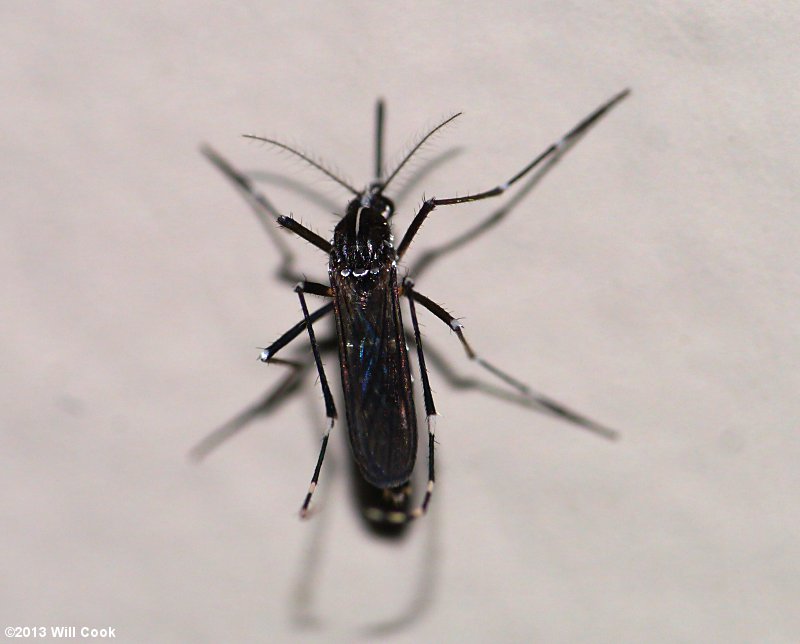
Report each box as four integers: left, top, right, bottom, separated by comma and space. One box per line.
2, 3, 798, 642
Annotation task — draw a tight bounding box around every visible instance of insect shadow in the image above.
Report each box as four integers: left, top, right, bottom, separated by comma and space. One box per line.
192, 91, 629, 536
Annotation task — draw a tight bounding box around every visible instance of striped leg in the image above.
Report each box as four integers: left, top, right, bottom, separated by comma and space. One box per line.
406, 288, 618, 441
295, 284, 338, 518
396, 89, 630, 260
405, 279, 437, 520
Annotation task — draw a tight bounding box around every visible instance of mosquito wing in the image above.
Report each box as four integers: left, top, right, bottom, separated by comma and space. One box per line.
331, 266, 417, 489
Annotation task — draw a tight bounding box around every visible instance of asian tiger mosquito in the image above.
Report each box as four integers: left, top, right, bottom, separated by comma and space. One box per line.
194, 89, 629, 526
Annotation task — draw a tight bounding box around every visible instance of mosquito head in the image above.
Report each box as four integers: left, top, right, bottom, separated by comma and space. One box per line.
360, 183, 395, 219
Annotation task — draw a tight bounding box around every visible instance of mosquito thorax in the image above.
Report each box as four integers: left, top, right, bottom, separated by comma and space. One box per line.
330, 196, 396, 283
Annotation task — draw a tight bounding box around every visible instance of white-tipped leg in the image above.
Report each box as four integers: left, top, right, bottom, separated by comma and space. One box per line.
299, 417, 333, 519
407, 287, 619, 441
295, 286, 338, 518
257, 301, 334, 365
395, 90, 630, 259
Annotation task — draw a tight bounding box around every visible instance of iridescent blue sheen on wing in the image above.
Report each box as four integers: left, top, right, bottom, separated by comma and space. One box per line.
331, 264, 417, 489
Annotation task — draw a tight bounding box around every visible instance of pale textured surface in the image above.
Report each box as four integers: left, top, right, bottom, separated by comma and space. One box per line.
2, 3, 799, 642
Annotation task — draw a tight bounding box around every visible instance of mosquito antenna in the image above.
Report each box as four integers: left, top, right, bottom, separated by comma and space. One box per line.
242, 134, 359, 195
374, 99, 386, 182
380, 112, 462, 193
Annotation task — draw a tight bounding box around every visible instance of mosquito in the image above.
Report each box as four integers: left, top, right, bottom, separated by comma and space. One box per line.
195, 89, 629, 525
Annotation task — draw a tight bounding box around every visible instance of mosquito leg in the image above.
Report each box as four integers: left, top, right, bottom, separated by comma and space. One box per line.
295, 284, 338, 518
296, 280, 333, 297
259, 301, 334, 364
404, 279, 437, 519
408, 144, 561, 280
396, 89, 630, 259
277, 215, 332, 254
405, 287, 619, 440
191, 295, 334, 460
